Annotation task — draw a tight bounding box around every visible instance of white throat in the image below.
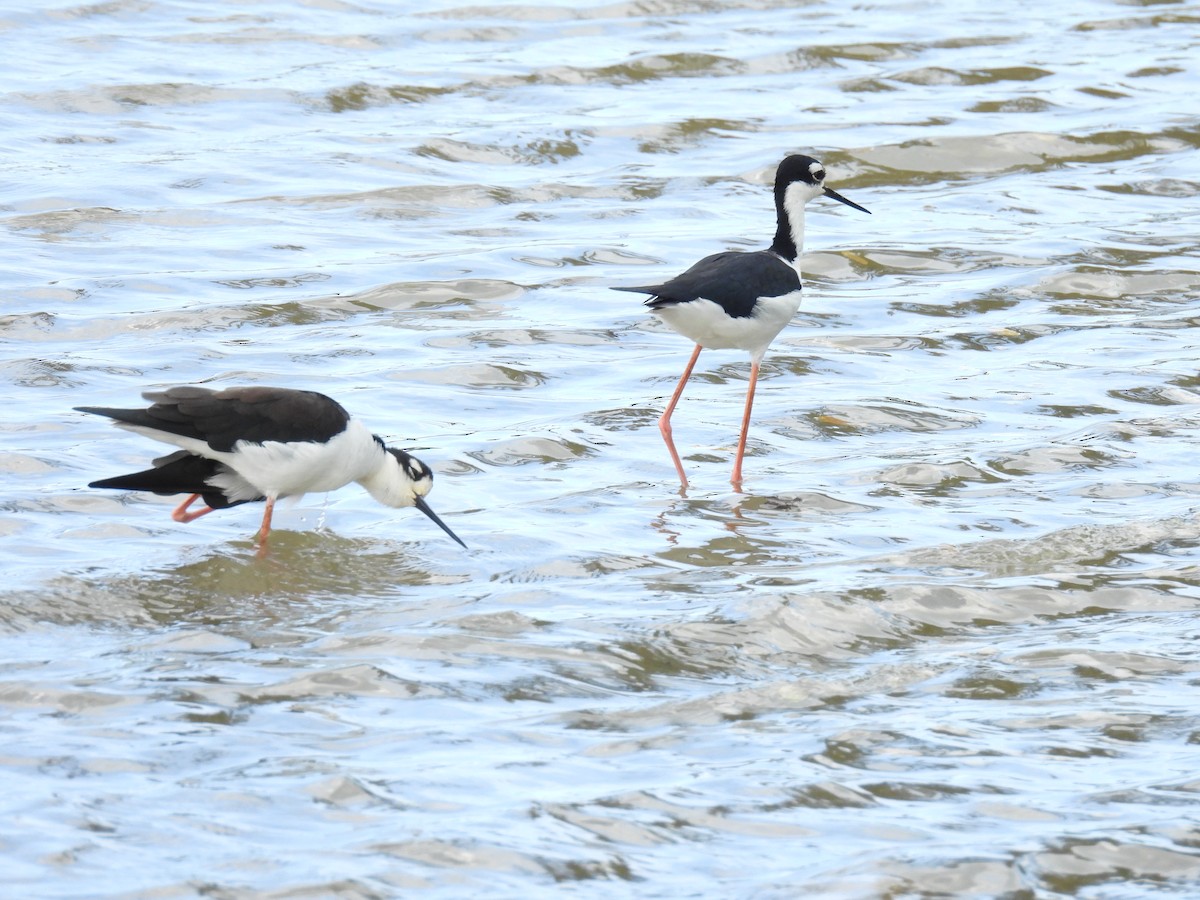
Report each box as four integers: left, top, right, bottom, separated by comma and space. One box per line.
781, 180, 819, 258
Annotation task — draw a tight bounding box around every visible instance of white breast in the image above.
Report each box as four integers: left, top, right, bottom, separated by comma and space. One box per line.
225, 420, 384, 498
116, 418, 385, 500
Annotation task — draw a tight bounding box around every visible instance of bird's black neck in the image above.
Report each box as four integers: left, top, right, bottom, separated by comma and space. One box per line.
769, 191, 798, 261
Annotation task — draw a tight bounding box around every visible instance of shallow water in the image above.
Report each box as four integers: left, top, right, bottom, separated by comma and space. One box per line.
3, 0, 1200, 896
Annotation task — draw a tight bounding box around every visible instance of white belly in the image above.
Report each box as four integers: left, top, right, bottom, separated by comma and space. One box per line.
653, 290, 802, 360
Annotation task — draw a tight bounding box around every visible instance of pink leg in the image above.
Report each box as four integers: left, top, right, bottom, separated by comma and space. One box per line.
659, 344, 703, 488
254, 497, 275, 556
172, 493, 216, 524
731, 360, 761, 487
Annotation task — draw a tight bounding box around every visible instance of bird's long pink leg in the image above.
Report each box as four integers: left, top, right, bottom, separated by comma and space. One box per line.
254, 498, 275, 556
660, 343, 703, 488
731, 359, 761, 487
172, 494, 216, 524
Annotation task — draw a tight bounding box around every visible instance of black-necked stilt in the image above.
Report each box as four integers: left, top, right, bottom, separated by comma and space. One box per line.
77, 386, 466, 551
615, 154, 870, 488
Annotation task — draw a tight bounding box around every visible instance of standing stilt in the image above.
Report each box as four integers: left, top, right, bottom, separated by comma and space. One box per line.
613, 153, 870, 487
731, 360, 761, 486
659, 344, 703, 488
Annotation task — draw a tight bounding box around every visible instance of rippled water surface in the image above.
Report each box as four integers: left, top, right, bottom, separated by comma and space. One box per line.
4, 0, 1200, 896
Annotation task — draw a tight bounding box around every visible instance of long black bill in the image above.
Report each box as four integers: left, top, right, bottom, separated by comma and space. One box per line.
414, 495, 467, 548
824, 186, 871, 214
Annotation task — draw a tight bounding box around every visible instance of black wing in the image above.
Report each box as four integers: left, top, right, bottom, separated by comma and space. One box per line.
88, 450, 260, 510
613, 250, 800, 319
76, 386, 351, 452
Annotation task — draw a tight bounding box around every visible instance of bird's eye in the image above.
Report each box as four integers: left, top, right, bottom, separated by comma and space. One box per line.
813, 169, 826, 181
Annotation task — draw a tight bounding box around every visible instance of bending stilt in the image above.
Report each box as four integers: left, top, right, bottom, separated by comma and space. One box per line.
172, 493, 216, 524
254, 497, 276, 553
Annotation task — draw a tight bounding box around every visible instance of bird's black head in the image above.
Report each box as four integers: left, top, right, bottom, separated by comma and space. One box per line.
360, 437, 464, 547
386, 446, 434, 487
775, 153, 870, 215
776, 154, 827, 188
383, 446, 466, 549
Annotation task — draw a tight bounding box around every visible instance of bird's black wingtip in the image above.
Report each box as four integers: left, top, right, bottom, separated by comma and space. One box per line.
87, 476, 125, 490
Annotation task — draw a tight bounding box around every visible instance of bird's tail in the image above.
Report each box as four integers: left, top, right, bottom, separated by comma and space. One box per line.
88, 451, 256, 510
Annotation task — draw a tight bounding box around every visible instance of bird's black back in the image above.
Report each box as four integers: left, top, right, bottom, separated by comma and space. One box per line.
88, 450, 260, 509
76, 386, 351, 452
613, 250, 800, 319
